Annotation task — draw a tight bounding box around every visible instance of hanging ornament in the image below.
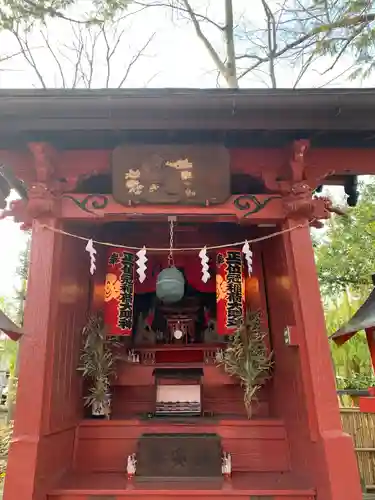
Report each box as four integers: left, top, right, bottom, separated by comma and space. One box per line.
156, 216, 185, 304
156, 267, 185, 303
85, 239, 97, 275
199, 246, 210, 283
136, 246, 147, 283
242, 240, 253, 276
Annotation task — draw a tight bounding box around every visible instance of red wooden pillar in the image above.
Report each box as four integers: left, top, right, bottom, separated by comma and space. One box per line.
359, 328, 375, 411
281, 219, 361, 500
4, 220, 62, 500
365, 328, 375, 374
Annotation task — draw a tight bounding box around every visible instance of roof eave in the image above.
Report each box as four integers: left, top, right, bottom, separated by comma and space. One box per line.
330, 289, 375, 343
0, 310, 23, 341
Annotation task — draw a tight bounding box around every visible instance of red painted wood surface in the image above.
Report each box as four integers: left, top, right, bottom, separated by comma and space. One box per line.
359, 396, 375, 413
48, 491, 315, 499
74, 419, 289, 474
366, 328, 375, 373
2, 145, 363, 500
4, 147, 375, 185
60, 194, 284, 223
48, 471, 315, 499
114, 360, 248, 386
110, 384, 269, 419
4, 220, 90, 500
262, 222, 362, 500
48, 494, 316, 500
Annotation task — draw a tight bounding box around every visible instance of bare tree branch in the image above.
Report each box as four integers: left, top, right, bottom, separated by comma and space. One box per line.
224, 0, 237, 88
180, 0, 230, 86
10, 27, 47, 88
318, 63, 356, 88
322, 24, 366, 74
117, 32, 155, 87
293, 51, 315, 88
70, 24, 85, 88
21, 0, 92, 24
83, 28, 101, 88
40, 29, 66, 87
261, 0, 278, 88
8, 15, 154, 90
133, 1, 225, 31
143, 70, 161, 87
0, 49, 36, 63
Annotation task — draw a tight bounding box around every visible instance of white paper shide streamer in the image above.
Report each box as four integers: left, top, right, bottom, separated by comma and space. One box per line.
85, 239, 97, 275
242, 240, 253, 276
136, 246, 148, 283
199, 246, 210, 283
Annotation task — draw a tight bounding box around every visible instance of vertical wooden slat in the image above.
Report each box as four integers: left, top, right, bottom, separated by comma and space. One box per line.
340, 408, 375, 489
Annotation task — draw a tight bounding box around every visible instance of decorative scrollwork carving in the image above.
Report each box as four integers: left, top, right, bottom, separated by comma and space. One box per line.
62, 194, 109, 214
234, 194, 279, 217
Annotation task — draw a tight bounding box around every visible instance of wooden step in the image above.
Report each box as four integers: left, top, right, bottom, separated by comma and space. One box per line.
74, 419, 290, 474
48, 472, 315, 500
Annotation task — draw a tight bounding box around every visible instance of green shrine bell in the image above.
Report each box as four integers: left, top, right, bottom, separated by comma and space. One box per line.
156, 267, 185, 304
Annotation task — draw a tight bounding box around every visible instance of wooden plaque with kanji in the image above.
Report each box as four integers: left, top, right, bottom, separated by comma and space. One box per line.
112, 144, 230, 205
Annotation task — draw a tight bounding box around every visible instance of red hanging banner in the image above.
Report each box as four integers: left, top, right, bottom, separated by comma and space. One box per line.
216, 249, 245, 335
104, 247, 135, 336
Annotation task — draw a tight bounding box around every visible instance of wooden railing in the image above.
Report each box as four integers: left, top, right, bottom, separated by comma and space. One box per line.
122, 345, 225, 366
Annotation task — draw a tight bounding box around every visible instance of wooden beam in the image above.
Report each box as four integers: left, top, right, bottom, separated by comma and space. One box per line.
2, 147, 375, 185
59, 194, 283, 223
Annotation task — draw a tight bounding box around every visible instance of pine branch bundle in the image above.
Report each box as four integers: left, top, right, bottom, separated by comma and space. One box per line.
217, 311, 273, 418
79, 314, 120, 416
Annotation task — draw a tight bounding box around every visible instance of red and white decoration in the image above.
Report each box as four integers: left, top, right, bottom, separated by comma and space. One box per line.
136, 246, 148, 283
127, 453, 137, 479
85, 239, 97, 275
216, 249, 245, 335
222, 452, 232, 478
104, 248, 135, 336
242, 240, 253, 276
199, 246, 210, 283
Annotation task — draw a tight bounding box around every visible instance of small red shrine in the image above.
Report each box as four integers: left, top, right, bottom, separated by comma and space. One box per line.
0, 88, 371, 500
331, 274, 375, 412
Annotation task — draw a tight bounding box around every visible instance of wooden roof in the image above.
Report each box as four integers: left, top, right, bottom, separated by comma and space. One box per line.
0, 309, 23, 341
331, 287, 375, 345
0, 89, 375, 149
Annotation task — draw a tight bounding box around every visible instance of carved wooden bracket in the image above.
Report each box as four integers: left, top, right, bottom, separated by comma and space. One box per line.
0, 143, 61, 228
24, 143, 58, 222
262, 140, 337, 224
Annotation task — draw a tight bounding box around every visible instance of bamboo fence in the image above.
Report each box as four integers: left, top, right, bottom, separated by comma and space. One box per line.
340, 408, 375, 491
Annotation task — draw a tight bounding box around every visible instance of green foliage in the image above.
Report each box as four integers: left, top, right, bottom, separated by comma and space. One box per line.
0, 0, 131, 28
324, 290, 374, 392
337, 372, 375, 390
317, 182, 375, 398
316, 179, 375, 295
79, 313, 119, 417
0, 297, 17, 378
0, 423, 13, 483
303, 0, 375, 78
216, 311, 273, 418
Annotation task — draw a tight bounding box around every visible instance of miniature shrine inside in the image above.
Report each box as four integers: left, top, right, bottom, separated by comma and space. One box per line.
2, 88, 375, 500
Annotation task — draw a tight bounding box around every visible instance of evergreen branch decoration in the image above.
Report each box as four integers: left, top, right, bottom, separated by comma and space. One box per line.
79, 313, 120, 418
0, 423, 13, 483
216, 311, 273, 418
